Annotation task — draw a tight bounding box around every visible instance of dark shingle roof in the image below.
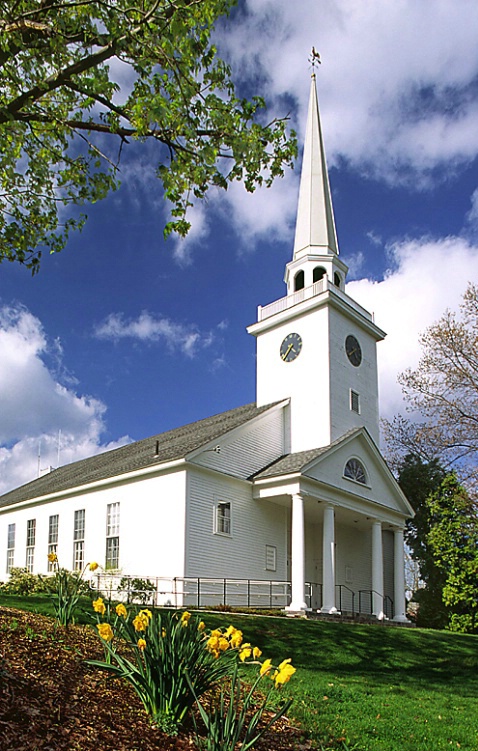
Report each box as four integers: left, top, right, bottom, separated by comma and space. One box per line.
252, 428, 361, 479
0, 402, 278, 508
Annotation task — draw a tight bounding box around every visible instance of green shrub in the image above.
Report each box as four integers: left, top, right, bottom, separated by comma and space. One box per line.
2, 568, 50, 595
117, 576, 156, 604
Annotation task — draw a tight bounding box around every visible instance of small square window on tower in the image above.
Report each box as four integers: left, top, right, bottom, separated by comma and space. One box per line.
350, 389, 360, 414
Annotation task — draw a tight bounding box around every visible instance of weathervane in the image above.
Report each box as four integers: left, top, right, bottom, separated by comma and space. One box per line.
309, 47, 321, 71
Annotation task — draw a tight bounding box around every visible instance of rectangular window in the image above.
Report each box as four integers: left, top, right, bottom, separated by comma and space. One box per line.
265, 545, 277, 572
215, 501, 231, 535
26, 519, 36, 573
73, 509, 85, 571
6, 523, 15, 574
350, 389, 360, 414
105, 502, 120, 570
48, 514, 59, 571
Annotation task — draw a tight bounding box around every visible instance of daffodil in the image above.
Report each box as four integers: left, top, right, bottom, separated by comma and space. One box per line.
89, 561, 99, 571
260, 658, 273, 677
161, 628, 166, 638
274, 659, 296, 687
137, 638, 147, 651
93, 597, 106, 615
133, 613, 149, 631
229, 630, 243, 649
239, 643, 252, 662
116, 603, 127, 618
47, 552, 58, 563
253, 646, 262, 659
96, 622, 113, 642
197, 621, 206, 632
139, 609, 153, 620
181, 611, 191, 626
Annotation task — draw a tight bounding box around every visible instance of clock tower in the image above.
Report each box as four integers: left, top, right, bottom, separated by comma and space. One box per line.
248, 73, 386, 453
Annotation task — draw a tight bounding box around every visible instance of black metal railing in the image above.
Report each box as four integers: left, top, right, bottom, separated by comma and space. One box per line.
94, 573, 393, 618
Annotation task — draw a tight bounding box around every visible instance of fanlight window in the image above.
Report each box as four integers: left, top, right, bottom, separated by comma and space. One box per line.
344, 458, 367, 484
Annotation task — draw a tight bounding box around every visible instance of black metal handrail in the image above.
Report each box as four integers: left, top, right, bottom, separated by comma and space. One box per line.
335, 584, 355, 614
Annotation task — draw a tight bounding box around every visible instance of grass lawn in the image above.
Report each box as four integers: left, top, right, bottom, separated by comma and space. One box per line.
1, 593, 477, 751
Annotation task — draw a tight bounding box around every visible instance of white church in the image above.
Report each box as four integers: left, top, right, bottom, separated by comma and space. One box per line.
0, 74, 413, 620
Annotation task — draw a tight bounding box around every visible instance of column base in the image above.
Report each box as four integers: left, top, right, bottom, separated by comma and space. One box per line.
285, 603, 309, 613
393, 614, 409, 623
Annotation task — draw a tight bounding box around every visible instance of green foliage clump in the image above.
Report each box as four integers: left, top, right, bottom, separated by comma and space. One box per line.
117, 576, 156, 604
0, 0, 296, 272
1, 568, 51, 595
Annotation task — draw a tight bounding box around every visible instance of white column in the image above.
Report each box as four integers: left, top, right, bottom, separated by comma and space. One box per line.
320, 504, 337, 613
372, 521, 384, 620
393, 528, 408, 622
286, 494, 308, 611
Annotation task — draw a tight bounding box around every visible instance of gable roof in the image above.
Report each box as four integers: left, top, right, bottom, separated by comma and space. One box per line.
251, 428, 360, 479
0, 402, 280, 508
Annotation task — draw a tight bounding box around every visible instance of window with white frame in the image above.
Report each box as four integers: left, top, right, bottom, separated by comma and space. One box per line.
6, 523, 15, 574
350, 389, 360, 414
105, 502, 120, 569
215, 501, 231, 535
48, 514, 59, 571
26, 519, 36, 573
73, 509, 85, 571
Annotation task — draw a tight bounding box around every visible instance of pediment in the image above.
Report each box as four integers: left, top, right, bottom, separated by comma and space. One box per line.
301, 429, 413, 517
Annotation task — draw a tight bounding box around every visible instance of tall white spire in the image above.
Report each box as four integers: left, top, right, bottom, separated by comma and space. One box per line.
293, 73, 339, 258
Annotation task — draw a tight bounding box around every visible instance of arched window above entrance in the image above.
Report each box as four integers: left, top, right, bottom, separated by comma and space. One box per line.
344, 458, 367, 484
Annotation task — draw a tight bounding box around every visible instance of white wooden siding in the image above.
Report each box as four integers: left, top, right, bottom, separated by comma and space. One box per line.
185, 469, 287, 583
193, 407, 286, 480
0, 469, 187, 582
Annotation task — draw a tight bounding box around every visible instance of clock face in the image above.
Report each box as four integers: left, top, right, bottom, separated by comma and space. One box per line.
280, 332, 302, 362
345, 334, 362, 367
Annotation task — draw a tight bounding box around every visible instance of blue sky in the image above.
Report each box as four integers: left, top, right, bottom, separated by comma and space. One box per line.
2, 0, 478, 493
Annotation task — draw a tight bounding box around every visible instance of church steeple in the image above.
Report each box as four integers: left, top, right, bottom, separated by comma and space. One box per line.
293, 73, 339, 258
284, 71, 348, 294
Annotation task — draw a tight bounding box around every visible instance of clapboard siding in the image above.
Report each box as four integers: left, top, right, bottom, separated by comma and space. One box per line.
193, 407, 285, 480
0, 470, 187, 582
185, 469, 287, 582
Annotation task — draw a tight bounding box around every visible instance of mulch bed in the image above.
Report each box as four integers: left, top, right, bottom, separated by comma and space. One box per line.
0, 608, 311, 751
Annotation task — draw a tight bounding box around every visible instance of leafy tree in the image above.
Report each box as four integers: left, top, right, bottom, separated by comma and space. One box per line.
427, 473, 478, 633
398, 454, 448, 629
0, 0, 296, 272
384, 283, 478, 491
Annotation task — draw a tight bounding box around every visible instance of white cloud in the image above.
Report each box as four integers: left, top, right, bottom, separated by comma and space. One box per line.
0, 305, 129, 495
346, 235, 478, 423
466, 188, 478, 229
94, 310, 216, 357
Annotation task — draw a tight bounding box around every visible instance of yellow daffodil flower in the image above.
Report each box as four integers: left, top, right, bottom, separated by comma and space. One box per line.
197, 621, 206, 632
93, 597, 106, 615
274, 659, 296, 687
181, 611, 191, 626
133, 613, 149, 632
161, 628, 166, 638
47, 552, 57, 563
115, 603, 127, 618
239, 643, 252, 662
89, 561, 99, 571
139, 609, 152, 620
253, 646, 262, 659
96, 623, 113, 642
137, 638, 147, 651
260, 658, 273, 677
229, 630, 243, 649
